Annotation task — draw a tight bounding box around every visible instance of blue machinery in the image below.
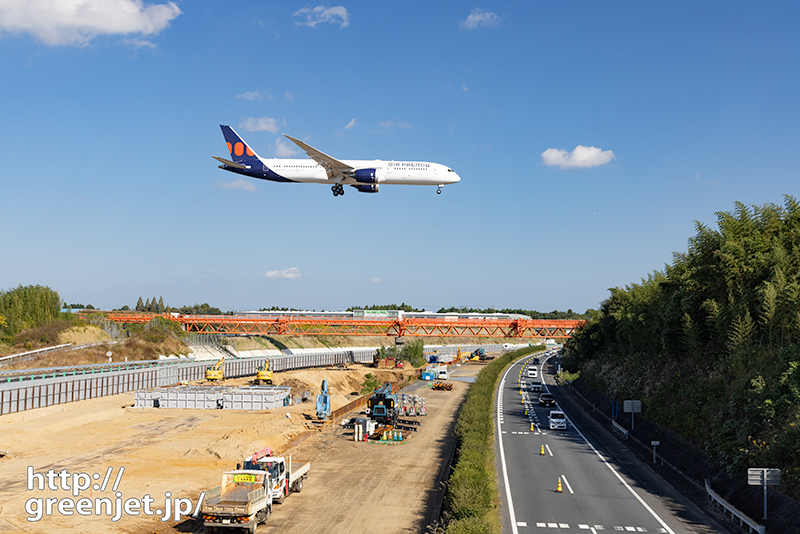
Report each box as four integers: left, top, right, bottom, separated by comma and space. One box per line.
316, 380, 331, 419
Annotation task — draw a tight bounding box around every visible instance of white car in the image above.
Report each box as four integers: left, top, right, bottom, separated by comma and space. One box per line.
548, 410, 567, 430
527, 367, 538, 378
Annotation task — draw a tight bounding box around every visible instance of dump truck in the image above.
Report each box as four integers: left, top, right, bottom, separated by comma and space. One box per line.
240, 448, 310, 504
206, 358, 225, 381
201, 469, 272, 533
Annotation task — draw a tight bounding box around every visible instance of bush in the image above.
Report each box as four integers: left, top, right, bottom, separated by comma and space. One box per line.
440, 345, 544, 533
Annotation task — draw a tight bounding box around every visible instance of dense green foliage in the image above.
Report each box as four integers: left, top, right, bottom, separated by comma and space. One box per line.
563, 197, 800, 496
376, 339, 427, 368
0, 285, 64, 342
440, 345, 544, 534
347, 303, 423, 312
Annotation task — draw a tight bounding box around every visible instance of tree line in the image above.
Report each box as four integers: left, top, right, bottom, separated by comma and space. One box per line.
564, 196, 800, 497
0, 285, 63, 342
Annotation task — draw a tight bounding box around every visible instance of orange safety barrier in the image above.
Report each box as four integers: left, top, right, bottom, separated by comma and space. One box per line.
82, 312, 584, 338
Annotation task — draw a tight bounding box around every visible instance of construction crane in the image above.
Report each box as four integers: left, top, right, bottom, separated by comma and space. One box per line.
205, 358, 224, 381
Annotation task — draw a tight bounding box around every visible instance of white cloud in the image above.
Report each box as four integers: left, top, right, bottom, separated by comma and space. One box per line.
460, 8, 500, 30
239, 117, 280, 133
344, 118, 356, 130
379, 120, 411, 130
0, 0, 181, 47
265, 267, 302, 279
124, 38, 156, 49
293, 6, 350, 28
274, 138, 299, 157
541, 145, 616, 170
461, 84, 469, 92
237, 90, 262, 101
370, 277, 381, 284
216, 178, 257, 192
284, 92, 294, 101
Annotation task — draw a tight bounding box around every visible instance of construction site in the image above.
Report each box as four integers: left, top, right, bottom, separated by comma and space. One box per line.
0, 345, 487, 533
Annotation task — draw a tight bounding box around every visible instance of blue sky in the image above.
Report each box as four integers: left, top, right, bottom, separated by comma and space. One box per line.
1, 1, 798, 313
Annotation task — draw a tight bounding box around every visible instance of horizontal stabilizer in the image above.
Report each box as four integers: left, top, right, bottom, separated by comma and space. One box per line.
212, 156, 249, 170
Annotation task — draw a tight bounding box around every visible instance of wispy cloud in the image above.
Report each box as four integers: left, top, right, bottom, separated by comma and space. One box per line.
216, 178, 257, 192
293, 6, 350, 28
370, 277, 381, 284
0, 0, 181, 47
379, 120, 411, 130
265, 267, 302, 279
124, 38, 157, 49
237, 90, 270, 101
541, 145, 616, 170
239, 117, 280, 133
275, 138, 299, 157
344, 118, 356, 130
460, 8, 501, 30
284, 92, 294, 102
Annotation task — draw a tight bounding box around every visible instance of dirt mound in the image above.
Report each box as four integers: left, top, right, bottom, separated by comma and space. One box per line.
58, 325, 111, 345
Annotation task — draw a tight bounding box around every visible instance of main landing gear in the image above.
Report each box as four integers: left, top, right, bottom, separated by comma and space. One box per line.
332, 184, 345, 197
437, 188, 442, 194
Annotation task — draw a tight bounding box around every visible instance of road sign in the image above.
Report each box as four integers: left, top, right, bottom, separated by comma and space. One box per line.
748, 468, 781, 520
623, 400, 641, 413
748, 468, 781, 486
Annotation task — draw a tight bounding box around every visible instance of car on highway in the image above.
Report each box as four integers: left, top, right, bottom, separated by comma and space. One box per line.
527, 367, 538, 378
538, 393, 556, 407
548, 410, 567, 430
532, 357, 540, 365
529, 380, 542, 392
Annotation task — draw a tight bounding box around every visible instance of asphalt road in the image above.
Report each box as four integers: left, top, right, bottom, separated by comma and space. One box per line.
495, 350, 726, 534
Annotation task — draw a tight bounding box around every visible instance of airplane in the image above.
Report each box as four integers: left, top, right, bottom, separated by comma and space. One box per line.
213, 125, 461, 197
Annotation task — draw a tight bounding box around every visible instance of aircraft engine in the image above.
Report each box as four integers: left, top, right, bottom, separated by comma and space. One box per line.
356, 184, 379, 193
354, 168, 382, 184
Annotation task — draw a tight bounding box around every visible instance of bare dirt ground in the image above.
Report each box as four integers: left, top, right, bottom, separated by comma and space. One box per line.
0, 361, 481, 534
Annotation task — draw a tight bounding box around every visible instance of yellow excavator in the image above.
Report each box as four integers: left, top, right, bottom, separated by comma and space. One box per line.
255, 359, 273, 385
205, 358, 225, 381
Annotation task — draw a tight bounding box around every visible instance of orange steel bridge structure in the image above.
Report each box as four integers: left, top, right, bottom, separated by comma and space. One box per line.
88, 312, 585, 339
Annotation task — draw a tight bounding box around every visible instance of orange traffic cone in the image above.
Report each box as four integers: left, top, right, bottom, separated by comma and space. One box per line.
540, 445, 545, 455
556, 478, 563, 493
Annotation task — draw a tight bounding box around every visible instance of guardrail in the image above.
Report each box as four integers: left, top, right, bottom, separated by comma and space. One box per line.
612, 419, 630, 439
705, 479, 765, 534
0, 343, 73, 364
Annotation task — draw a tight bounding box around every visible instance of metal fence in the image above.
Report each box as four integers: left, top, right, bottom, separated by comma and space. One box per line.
1, 347, 373, 416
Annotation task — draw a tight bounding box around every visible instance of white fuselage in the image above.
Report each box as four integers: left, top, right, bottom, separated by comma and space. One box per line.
262, 157, 460, 186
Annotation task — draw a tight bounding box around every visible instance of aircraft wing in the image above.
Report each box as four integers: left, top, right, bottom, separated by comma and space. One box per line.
283, 134, 353, 180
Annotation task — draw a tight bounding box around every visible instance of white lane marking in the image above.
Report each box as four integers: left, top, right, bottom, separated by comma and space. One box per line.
545, 443, 553, 456
561, 474, 574, 494
498, 360, 521, 534
559, 524, 570, 529
517, 522, 528, 527
551, 360, 677, 534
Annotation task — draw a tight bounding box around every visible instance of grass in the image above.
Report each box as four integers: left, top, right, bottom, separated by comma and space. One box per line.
439, 345, 545, 534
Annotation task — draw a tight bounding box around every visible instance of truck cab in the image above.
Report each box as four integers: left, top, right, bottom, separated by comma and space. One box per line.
241, 448, 310, 504
437, 367, 449, 380
527, 367, 538, 379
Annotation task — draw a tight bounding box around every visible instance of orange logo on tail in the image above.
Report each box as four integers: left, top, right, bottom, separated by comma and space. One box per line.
226, 142, 232, 154
234, 142, 245, 156
246, 146, 254, 157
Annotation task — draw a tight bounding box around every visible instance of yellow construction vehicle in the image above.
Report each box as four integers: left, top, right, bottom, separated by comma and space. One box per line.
255, 359, 273, 385
205, 358, 224, 381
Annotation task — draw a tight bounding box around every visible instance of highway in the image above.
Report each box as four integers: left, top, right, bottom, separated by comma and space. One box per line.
495, 350, 721, 534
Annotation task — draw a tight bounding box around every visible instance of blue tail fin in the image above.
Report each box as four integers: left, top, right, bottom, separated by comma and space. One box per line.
220, 125, 262, 166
